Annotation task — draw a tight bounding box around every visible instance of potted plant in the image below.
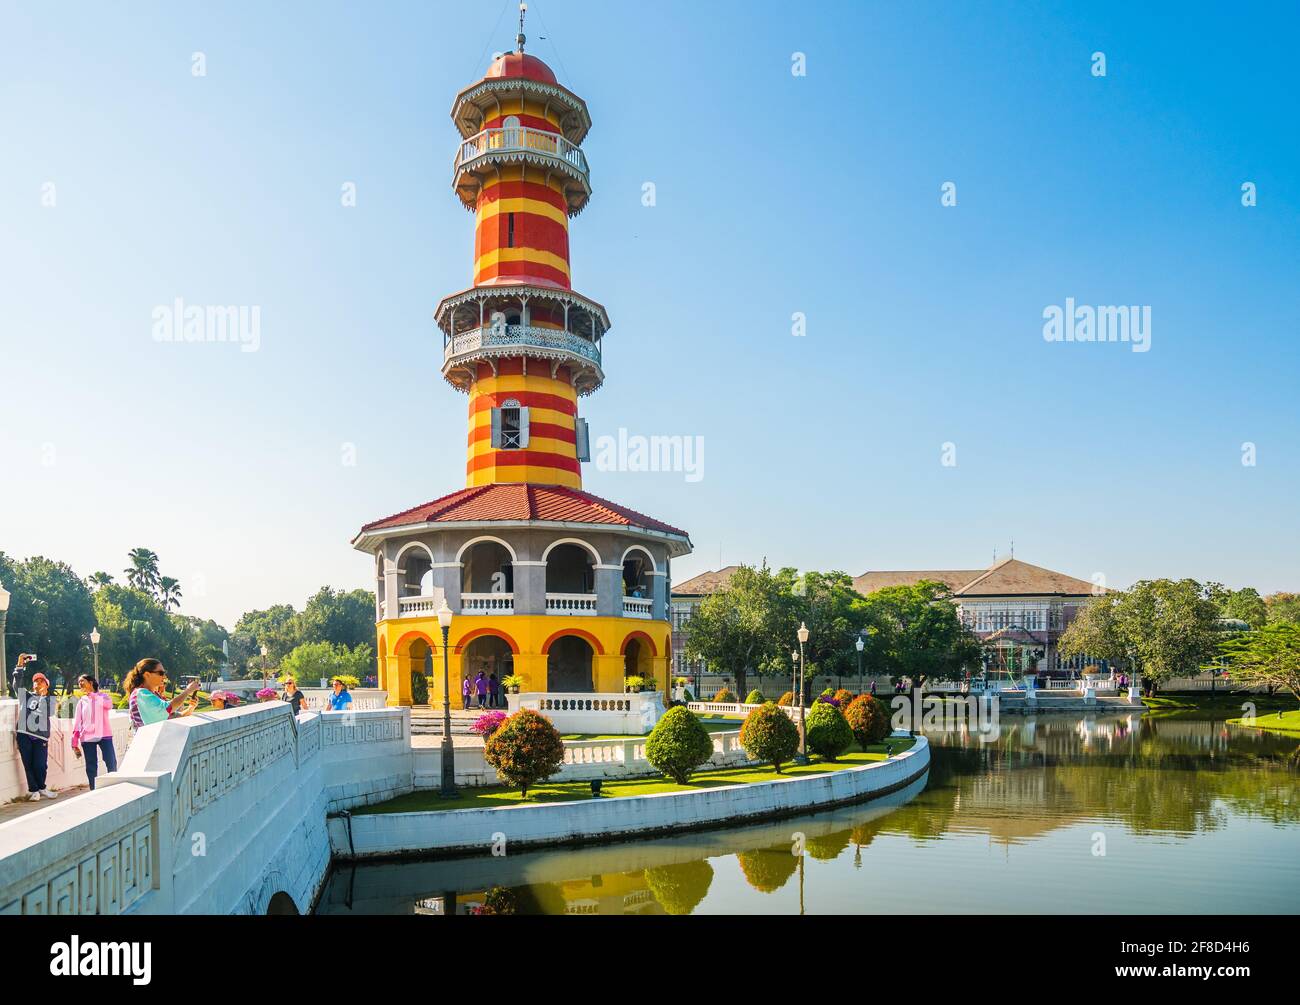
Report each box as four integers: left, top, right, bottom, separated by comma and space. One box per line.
624, 675, 645, 693
502, 674, 526, 695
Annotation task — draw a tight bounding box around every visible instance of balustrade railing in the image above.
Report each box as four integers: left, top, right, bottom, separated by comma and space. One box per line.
461, 592, 514, 615
447, 324, 601, 367
622, 597, 652, 619
546, 593, 598, 615
454, 126, 588, 177
398, 595, 439, 617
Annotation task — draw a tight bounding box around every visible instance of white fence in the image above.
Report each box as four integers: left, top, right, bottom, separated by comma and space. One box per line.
1, 700, 135, 805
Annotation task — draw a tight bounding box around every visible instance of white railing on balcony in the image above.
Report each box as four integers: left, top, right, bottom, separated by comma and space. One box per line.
447, 324, 601, 367
454, 126, 588, 177
399, 595, 439, 617
622, 597, 652, 619
546, 593, 598, 615
461, 592, 514, 616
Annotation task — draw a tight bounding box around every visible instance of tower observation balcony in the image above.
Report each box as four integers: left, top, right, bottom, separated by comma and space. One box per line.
453, 125, 591, 215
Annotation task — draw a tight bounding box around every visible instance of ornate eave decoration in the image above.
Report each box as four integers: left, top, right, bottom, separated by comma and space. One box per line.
435, 284, 612, 332
451, 78, 592, 144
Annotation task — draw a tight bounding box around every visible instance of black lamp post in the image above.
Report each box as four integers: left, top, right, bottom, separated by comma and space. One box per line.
437, 600, 458, 798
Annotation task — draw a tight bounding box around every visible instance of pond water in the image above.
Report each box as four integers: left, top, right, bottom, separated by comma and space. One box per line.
315, 713, 1300, 914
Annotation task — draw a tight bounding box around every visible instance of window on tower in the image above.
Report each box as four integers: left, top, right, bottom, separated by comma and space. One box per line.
491, 399, 529, 450
507, 212, 515, 248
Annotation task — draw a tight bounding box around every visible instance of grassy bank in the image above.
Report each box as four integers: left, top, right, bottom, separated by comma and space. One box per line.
1225, 708, 1300, 736
357, 736, 916, 814
1141, 692, 1297, 720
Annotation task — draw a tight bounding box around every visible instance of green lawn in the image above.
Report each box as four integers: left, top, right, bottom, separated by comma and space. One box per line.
1226, 708, 1300, 736
357, 737, 916, 814
1141, 692, 1297, 720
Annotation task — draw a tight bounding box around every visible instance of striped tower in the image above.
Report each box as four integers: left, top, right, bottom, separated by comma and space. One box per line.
439, 26, 607, 491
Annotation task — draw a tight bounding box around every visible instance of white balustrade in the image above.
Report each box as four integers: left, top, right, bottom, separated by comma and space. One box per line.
461, 592, 514, 615
546, 592, 598, 615
399, 595, 439, 617
448, 324, 602, 367
622, 597, 652, 619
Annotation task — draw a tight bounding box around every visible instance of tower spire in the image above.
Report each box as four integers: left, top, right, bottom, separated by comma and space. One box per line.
516, 1, 527, 52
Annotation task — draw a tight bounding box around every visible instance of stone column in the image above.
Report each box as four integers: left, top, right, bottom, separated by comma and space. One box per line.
383, 560, 403, 621
513, 562, 547, 615
594, 565, 622, 617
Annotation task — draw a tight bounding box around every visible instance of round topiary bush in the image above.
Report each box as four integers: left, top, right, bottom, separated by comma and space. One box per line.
644, 860, 715, 915
804, 700, 853, 761
411, 671, 429, 705
833, 688, 854, 708
740, 702, 799, 772
845, 694, 891, 747
645, 706, 715, 783
744, 689, 765, 705
776, 691, 795, 706
484, 708, 566, 797
713, 687, 738, 703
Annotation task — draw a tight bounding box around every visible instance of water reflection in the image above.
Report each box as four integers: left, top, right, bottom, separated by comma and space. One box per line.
318, 714, 1300, 915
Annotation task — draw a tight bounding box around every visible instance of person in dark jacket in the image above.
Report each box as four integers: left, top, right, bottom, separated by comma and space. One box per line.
14, 665, 59, 800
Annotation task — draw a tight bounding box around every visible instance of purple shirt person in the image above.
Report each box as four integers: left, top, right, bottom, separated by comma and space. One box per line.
474, 672, 488, 708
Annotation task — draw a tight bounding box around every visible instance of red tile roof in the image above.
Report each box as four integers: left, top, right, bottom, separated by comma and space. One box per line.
358, 484, 689, 538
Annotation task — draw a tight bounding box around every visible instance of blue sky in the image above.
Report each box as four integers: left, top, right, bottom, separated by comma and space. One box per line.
2, 0, 1297, 627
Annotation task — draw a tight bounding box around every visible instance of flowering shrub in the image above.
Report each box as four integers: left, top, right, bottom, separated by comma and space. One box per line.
815, 694, 840, 707
256, 688, 277, 701
713, 688, 737, 703
776, 691, 795, 707
645, 706, 714, 783
744, 689, 765, 705
833, 688, 854, 708
471, 710, 508, 737
845, 694, 891, 747
483, 709, 565, 797
739, 702, 799, 772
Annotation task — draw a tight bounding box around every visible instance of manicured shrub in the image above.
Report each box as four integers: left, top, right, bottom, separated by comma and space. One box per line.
804, 700, 853, 761
645, 706, 715, 783
776, 691, 795, 706
833, 688, 854, 708
471, 709, 508, 737
845, 694, 891, 748
483, 708, 566, 797
737, 847, 798, 893
411, 671, 429, 705
644, 860, 715, 915
334, 675, 361, 690
713, 687, 738, 703
739, 702, 799, 772
744, 689, 765, 705
682, 689, 695, 703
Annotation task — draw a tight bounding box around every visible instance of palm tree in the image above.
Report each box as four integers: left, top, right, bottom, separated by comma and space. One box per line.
87, 571, 115, 590
159, 576, 183, 613
124, 548, 161, 595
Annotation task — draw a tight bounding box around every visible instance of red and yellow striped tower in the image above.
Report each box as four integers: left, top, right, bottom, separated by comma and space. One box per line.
439, 29, 607, 490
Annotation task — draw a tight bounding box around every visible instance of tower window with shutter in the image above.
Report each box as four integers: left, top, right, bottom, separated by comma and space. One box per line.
491, 399, 529, 449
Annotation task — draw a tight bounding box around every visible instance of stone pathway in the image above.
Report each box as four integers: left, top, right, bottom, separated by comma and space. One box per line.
0, 784, 90, 826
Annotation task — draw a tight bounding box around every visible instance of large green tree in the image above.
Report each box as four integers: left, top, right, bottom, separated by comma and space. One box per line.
1218, 622, 1300, 703
1061, 579, 1220, 694
1264, 592, 1300, 626
296, 587, 374, 651
682, 563, 799, 698
858, 580, 980, 685
0, 552, 96, 692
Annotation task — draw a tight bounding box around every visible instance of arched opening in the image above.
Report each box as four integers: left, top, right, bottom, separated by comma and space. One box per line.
463, 635, 514, 706
409, 637, 432, 705
547, 635, 594, 693
546, 543, 595, 595
397, 544, 434, 599
622, 552, 652, 598
461, 540, 514, 606
267, 892, 299, 916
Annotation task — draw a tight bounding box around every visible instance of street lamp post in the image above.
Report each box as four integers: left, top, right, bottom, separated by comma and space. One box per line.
437, 600, 458, 798
260, 645, 269, 688
795, 621, 810, 765
855, 634, 865, 694
0, 581, 9, 699
90, 627, 101, 683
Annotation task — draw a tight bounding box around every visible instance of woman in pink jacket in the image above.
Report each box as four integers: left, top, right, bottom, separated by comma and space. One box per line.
71, 674, 118, 790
